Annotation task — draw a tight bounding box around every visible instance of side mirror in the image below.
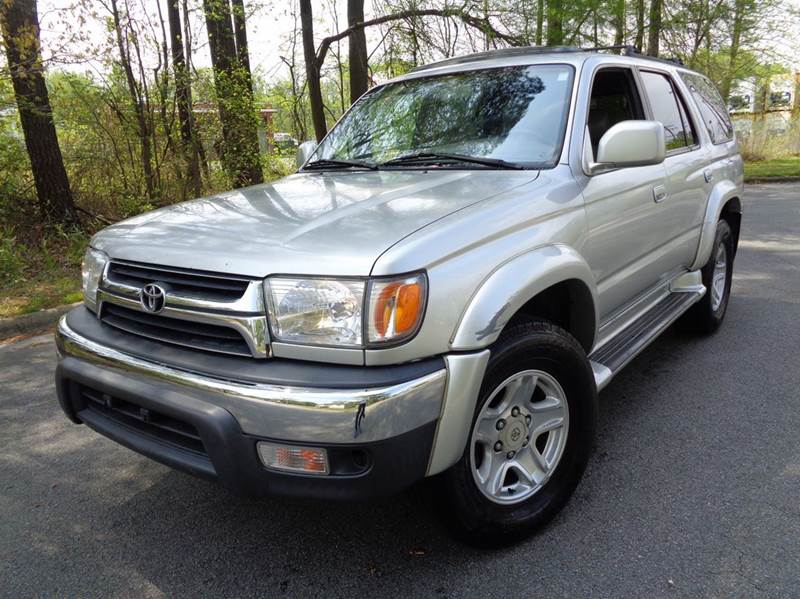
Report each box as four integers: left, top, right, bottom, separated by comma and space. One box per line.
587, 120, 665, 174
295, 140, 318, 169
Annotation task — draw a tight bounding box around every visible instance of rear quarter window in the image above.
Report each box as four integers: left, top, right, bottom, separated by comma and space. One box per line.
679, 72, 734, 144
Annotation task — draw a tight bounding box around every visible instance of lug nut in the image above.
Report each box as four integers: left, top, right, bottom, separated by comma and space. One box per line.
511, 406, 520, 417
506, 451, 515, 459
522, 438, 529, 447
496, 419, 506, 430
494, 441, 503, 452
525, 415, 532, 424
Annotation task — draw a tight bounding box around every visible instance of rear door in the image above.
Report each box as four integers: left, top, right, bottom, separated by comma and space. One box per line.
637, 68, 707, 269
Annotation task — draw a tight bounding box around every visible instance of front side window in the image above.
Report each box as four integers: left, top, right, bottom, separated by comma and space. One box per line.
680, 72, 734, 144
640, 71, 695, 151
311, 64, 575, 168
586, 68, 645, 157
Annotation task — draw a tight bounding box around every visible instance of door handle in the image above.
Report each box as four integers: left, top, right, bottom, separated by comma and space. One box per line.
653, 185, 668, 203
704, 168, 714, 183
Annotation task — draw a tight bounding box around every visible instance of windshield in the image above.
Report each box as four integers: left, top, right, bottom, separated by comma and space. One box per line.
310, 64, 574, 168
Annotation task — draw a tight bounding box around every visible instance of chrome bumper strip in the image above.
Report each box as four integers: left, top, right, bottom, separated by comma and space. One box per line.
56, 316, 446, 444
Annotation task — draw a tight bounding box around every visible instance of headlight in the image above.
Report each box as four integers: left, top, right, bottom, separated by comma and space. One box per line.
264, 272, 427, 348
266, 278, 365, 347
81, 248, 108, 313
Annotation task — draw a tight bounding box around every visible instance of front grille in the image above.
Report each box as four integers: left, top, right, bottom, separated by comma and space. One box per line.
101, 303, 252, 357
107, 261, 250, 301
80, 386, 206, 456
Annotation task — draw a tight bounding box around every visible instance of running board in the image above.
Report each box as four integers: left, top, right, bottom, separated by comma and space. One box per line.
589, 289, 705, 391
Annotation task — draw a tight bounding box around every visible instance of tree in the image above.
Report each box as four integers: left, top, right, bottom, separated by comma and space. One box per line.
166, 0, 201, 197
299, 0, 327, 141
635, 0, 645, 51
613, 0, 625, 47
0, 0, 78, 223
546, 0, 564, 45
647, 0, 662, 56
108, 0, 158, 201
203, 0, 263, 186
348, 0, 369, 103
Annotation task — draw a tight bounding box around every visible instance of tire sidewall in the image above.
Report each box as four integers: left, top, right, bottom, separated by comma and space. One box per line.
704, 220, 734, 324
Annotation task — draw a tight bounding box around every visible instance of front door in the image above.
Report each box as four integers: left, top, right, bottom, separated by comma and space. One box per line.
579, 66, 672, 321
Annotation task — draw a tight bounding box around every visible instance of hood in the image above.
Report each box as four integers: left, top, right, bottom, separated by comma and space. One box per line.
92, 170, 537, 277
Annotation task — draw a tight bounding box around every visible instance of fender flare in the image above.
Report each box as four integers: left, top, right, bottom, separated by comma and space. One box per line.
691, 180, 742, 270
450, 244, 599, 351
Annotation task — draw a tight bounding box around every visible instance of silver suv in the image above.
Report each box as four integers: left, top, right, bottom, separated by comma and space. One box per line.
55, 47, 743, 546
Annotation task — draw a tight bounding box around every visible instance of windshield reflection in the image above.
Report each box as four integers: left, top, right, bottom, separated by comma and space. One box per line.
313, 64, 574, 168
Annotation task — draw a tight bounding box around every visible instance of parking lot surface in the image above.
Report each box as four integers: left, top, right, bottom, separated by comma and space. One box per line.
1, 184, 799, 598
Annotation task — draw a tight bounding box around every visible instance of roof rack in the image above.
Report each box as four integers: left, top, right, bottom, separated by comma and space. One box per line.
580, 44, 685, 65
410, 44, 685, 73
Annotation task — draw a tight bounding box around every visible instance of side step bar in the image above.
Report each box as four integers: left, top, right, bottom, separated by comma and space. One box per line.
589, 288, 704, 391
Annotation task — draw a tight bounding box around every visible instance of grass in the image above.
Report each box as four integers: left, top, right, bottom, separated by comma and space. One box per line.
0, 275, 82, 319
0, 226, 88, 320
744, 156, 800, 180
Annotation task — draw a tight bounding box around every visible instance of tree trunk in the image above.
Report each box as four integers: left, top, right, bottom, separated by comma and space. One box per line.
635, 0, 644, 51
348, 0, 369, 104
166, 0, 201, 197
0, 0, 78, 223
719, 0, 744, 102
647, 0, 662, 57
230, 0, 251, 74
300, 0, 327, 141
110, 0, 157, 201
203, 0, 263, 186
535, 0, 544, 45
613, 0, 625, 47
546, 0, 563, 46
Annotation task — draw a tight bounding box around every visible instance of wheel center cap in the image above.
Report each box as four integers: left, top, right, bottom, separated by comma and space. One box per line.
501, 417, 528, 451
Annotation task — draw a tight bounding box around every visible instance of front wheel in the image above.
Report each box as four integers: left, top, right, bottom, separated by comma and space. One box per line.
439, 320, 598, 547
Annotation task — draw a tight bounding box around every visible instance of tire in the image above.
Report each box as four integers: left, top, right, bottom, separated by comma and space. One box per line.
682, 219, 734, 334
438, 320, 598, 547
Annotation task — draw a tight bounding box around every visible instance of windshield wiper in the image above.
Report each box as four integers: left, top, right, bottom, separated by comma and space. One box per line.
380, 152, 524, 170
303, 158, 378, 171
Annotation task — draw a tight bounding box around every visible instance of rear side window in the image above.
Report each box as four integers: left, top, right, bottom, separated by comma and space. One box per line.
680, 72, 734, 144
640, 71, 695, 151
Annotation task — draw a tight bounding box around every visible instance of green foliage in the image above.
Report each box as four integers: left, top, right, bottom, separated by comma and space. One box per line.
0, 228, 26, 284
744, 156, 800, 179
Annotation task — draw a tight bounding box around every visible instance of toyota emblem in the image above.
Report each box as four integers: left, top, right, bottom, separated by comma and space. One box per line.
140, 283, 167, 313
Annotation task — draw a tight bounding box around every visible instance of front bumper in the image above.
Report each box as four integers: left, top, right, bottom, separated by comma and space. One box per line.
55, 308, 450, 500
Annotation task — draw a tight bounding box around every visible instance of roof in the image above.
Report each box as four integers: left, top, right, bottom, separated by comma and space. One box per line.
409, 45, 685, 74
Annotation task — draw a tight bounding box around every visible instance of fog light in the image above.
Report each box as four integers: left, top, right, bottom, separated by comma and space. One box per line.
257, 442, 329, 475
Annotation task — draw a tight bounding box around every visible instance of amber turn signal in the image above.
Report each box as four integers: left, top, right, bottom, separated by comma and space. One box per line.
367, 273, 426, 344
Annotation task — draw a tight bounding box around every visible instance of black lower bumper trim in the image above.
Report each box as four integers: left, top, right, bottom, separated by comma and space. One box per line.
56, 356, 436, 501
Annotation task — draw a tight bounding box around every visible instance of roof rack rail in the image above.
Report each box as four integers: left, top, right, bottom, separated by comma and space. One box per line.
580, 44, 685, 65
409, 44, 686, 73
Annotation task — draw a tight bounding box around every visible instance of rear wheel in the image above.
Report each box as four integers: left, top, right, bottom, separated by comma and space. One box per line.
439, 320, 598, 547
683, 219, 734, 333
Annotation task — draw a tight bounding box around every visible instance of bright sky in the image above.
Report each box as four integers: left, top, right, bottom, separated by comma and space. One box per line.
37, 0, 800, 81
37, 0, 381, 81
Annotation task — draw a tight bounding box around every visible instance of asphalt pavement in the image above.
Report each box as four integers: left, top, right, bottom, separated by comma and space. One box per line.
1, 183, 799, 598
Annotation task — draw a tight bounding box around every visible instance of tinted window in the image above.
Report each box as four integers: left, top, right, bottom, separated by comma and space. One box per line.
680, 72, 734, 144
587, 68, 645, 156
641, 71, 693, 151
314, 64, 574, 167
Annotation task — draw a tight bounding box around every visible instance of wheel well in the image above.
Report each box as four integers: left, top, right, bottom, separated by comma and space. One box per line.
720, 197, 742, 255
506, 279, 595, 353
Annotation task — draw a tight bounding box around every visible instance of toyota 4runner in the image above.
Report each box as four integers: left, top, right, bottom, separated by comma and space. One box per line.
55, 46, 743, 546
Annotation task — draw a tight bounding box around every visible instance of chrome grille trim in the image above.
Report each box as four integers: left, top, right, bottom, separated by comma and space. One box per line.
97, 262, 270, 358
104, 262, 264, 314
